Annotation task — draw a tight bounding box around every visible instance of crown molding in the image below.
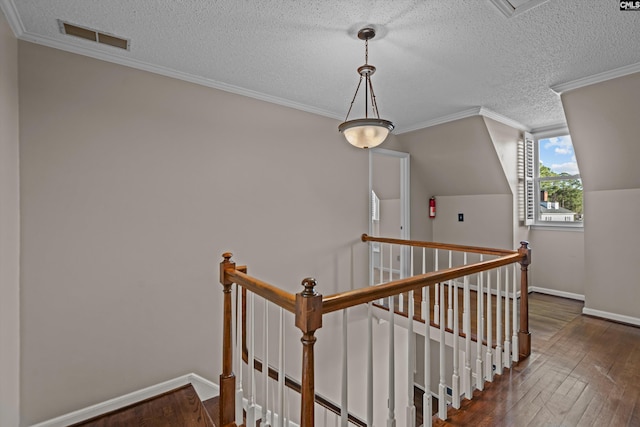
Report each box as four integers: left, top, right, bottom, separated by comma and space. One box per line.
551, 61, 640, 95
399, 106, 528, 134
530, 123, 568, 138
15, 29, 341, 122
0, 0, 25, 35
489, 0, 549, 18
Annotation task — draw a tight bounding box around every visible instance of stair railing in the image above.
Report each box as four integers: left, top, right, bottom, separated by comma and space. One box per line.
219, 235, 531, 427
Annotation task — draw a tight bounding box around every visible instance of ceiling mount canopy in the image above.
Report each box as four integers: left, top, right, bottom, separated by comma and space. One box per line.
338, 27, 394, 149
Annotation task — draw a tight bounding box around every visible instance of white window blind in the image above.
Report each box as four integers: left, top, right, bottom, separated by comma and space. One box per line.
518, 134, 535, 225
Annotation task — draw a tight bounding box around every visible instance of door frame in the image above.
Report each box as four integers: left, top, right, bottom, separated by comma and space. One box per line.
368, 148, 411, 283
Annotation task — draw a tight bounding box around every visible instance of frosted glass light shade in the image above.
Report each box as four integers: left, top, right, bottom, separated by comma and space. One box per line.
338, 118, 395, 149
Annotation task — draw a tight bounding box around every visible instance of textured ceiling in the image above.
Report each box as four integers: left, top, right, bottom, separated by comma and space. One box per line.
2, 0, 640, 133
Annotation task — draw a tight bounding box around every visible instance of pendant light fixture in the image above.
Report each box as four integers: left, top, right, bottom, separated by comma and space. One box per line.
338, 27, 394, 149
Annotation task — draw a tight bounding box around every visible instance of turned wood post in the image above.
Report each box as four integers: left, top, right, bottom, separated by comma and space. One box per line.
219, 253, 236, 427
295, 278, 323, 427
518, 242, 532, 359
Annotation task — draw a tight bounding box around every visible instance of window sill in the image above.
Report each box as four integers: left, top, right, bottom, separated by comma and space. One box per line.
530, 223, 584, 232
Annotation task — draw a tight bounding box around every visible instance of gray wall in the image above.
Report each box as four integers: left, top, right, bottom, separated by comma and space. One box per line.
18, 41, 369, 425
0, 9, 20, 427
562, 72, 640, 320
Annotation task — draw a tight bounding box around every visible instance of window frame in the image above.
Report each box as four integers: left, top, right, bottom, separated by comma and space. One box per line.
531, 127, 583, 229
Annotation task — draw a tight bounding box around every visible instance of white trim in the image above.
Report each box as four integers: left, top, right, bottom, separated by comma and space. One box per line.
12, 30, 341, 122
529, 287, 585, 301
399, 106, 528, 135
582, 308, 640, 328
530, 123, 568, 139
0, 0, 25, 35
551, 61, 640, 95
29, 373, 219, 427
489, 0, 549, 18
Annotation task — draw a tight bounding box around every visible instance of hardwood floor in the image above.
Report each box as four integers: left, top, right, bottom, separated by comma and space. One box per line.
70, 384, 215, 427
431, 293, 640, 427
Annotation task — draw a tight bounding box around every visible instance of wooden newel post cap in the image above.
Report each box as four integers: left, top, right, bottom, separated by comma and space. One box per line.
220, 252, 236, 286
296, 278, 323, 333
518, 241, 531, 266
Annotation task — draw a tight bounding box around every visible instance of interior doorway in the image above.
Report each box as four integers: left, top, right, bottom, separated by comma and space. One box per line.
369, 148, 410, 283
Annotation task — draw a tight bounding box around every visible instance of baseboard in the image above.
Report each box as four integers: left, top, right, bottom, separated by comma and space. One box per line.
582, 307, 640, 327
30, 373, 219, 427
530, 286, 585, 301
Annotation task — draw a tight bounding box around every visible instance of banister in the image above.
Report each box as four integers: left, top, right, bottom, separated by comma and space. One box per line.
322, 252, 523, 314
225, 268, 297, 313
362, 233, 518, 256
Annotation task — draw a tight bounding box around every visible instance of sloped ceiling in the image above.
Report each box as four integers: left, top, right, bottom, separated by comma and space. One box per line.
2, 0, 640, 133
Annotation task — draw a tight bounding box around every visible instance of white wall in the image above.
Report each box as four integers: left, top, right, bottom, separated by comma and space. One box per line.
0, 8, 20, 427
18, 41, 370, 425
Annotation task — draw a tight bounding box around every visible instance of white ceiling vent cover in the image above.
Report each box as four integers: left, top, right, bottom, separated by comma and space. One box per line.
58, 20, 130, 50
489, 0, 549, 17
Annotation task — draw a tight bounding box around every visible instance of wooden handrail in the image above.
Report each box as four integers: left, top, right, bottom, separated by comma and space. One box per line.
225, 268, 297, 313
219, 237, 531, 427
362, 233, 518, 256
322, 252, 523, 314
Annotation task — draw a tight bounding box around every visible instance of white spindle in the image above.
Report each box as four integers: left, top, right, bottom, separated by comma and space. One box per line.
277, 308, 285, 427
433, 250, 440, 326
422, 278, 432, 427
367, 302, 374, 427
235, 285, 244, 424
504, 265, 512, 369
438, 282, 447, 419
452, 275, 460, 409
463, 254, 472, 399
475, 260, 484, 391
512, 264, 519, 363
388, 295, 396, 427
485, 270, 493, 382
406, 247, 416, 427
447, 251, 453, 329
495, 268, 503, 374
389, 244, 393, 284
341, 309, 348, 427
247, 292, 257, 427
262, 299, 271, 426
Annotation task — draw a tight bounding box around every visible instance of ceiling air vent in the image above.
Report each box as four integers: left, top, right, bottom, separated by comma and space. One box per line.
489, 0, 549, 17
58, 20, 130, 50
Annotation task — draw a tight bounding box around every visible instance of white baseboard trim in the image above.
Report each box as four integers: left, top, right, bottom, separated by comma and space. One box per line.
582, 308, 640, 327
30, 373, 219, 427
530, 286, 585, 301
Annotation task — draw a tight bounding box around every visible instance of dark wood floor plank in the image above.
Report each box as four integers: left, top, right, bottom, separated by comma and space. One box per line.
70, 384, 215, 427
431, 293, 640, 427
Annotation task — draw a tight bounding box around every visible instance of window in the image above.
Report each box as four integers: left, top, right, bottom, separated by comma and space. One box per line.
520, 130, 583, 227
535, 133, 583, 226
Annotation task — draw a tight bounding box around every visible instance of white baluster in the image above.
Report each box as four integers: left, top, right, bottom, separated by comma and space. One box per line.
475, 262, 484, 391
504, 265, 512, 370
485, 270, 493, 382
452, 276, 460, 409
277, 308, 285, 427
367, 302, 374, 427
463, 253, 472, 399
512, 264, 519, 363
341, 309, 348, 427
235, 285, 244, 424
447, 251, 453, 330
495, 268, 503, 375
438, 282, 447, 420
422, 282, 432, 427
262, 299, 271, 426
247, 292, 257, 427
388, 294, 396, 427
433, 250, 440, 326
406, 272, 416, 427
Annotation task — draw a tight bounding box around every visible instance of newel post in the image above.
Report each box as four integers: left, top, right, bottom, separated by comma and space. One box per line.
219, 253, 236, 427
518, 242, 532, 359
295, 278, 323, 427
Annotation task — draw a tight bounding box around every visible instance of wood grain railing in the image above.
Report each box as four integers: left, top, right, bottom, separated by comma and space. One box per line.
218, 236, 531, 427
